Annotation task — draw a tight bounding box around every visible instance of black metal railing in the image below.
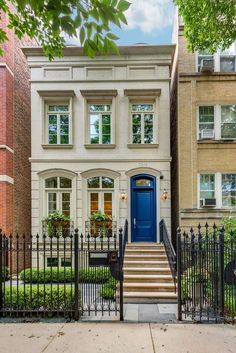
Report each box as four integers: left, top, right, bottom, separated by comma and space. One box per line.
159, 219, 177, 290
85, 220, 117, 239
177, 224, 236, 324
0, 225, 125, 320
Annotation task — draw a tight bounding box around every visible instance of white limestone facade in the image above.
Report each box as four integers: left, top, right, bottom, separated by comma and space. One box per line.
23, 45, 175, 242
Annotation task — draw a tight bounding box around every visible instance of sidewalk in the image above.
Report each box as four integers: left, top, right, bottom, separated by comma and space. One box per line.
0, 322, 235, 353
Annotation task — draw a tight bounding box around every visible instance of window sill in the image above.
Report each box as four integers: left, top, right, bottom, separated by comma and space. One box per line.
84, 144, 116, 149
197, 139, 236, 144
42, 144, 73, 149
127, 143, 159, 149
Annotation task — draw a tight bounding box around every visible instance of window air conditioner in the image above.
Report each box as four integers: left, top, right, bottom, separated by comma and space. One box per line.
200, 198, 216, 207
200, 129, 215, 139
200, 59, 214, 73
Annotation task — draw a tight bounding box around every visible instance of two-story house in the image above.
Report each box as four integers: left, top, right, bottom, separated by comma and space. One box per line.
23, 45, 175, 251
171, 15, 236, 232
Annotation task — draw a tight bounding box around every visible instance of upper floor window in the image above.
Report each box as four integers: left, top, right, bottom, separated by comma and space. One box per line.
200, 174, 215, 199
197, 42, 236, 73
221, 105, 236, 139
88, 104, 111, 144
45, 176, 72, 216
47, 104, 70, 145
131, 104, 154, 144
198, 105, 236, 140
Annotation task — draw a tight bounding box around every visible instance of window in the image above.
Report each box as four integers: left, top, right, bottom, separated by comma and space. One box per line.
47, 257, 59, 267
220, 43, 236, 72
61, 258, 72, 267
45, 176, 72, 216
200, 174, 215, 199
198, 106, 215, 139
131, 104, 154, 144
198, 105, 236, 140
88, 104, 111, 144
221, 105, 236, 139
197, 51, 214, 72
197, 42, 236, 72
47, 104, 70, 145
87, 176, 114, 218
222, 174, 236, 207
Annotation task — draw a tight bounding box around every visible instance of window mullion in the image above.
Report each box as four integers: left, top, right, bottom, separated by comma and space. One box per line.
141, 113, 144, 143
57, 113, 60, 145
99, 113, 102, 144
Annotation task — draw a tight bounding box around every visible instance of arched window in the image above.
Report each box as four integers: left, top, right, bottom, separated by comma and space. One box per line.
45, 176, 72, 216
87, 176, 114, 217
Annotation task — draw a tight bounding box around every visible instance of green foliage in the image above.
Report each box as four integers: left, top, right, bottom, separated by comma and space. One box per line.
0, 0, 130, 60
43, 211, 71, 237
90, 210, 111, 221
4, 285, 76, 310
175, 0, 236, 53
225, 285, 236, 317
20, 267, 111, 284
99, 277, 117, 299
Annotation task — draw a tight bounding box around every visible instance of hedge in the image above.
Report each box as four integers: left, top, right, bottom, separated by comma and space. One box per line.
99, 277, 118, 300
20, 267, 111, 284
4, 285, 77, 310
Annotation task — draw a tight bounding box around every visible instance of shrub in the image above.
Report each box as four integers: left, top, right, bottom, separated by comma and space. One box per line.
20, 267, 112, 284
4, 285, 77, 310
99, 277, 118, 300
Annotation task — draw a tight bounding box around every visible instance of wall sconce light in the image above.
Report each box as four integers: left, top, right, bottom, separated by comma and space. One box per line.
161, 189, 169, 201
120, 191, 127, 200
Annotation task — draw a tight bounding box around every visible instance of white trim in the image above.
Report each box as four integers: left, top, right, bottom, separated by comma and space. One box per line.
0, 145, 14, 154
0, 62, 14, 77
30, 158, 172, 163
0, 175, 14, 184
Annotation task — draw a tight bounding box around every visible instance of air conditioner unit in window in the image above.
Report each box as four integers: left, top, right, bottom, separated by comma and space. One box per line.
200, 129, 215, 139
200, 59, 214, 73
200, 198, 216, 207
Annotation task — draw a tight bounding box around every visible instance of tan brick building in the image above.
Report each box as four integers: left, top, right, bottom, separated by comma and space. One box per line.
171, 15, 236, 233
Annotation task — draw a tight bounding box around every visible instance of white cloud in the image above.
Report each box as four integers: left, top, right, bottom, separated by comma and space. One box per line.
125, 0, 174, 33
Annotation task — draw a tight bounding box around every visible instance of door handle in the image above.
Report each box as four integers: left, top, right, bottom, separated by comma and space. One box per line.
134, 218, 136, 228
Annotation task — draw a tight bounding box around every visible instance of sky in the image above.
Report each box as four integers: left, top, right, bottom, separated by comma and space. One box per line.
66, 0, 176, 46
114, 0, 175, 45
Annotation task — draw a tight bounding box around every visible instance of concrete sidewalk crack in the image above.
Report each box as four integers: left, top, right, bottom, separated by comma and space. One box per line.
149, 323, 156, 353
40, 324, 65, 353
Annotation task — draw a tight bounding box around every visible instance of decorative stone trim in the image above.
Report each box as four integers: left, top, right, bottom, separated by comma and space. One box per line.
80, 89, 118, 97
37, 90, 75, 97
127, 143, 159, 149
124, 89, 161, 97
42, 144, 73, 149
84, 144, 116, 149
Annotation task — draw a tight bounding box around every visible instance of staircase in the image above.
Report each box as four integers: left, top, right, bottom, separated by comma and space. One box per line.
123, 243, 177, 303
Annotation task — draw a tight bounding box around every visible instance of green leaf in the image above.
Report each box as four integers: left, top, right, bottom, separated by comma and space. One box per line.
79, 26, 85, 45
118, 0, 130, 12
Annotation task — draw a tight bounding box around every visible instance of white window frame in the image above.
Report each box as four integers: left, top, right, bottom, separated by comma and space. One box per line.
129, 102, 156, 144
88, 104, 112, 144
221, 173, 236, 207
196, 42, 236, 72
43, 98, 73, 146
85, 99, 115, 145
198, 172, 236, 208
197, 104, 236, 140
45, 176, 72, 216
87, 176, 115, 217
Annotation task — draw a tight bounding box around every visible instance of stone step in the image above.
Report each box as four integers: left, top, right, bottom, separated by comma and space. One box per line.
123, 267, 172, 275
126, 243, 164, 250
123, 282, 176, 292
124, 260, 170, 268
125, 249, 166, 255
124, 274, 173, 283
121, 291, 177, 304
125, 254, 167, 261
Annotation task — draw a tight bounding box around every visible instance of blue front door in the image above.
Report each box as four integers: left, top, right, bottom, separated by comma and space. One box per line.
131, 174, 156, 242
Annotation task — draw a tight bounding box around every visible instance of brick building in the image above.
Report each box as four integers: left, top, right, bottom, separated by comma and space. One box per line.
171, 15, 236, 232
0, 11, 33, 235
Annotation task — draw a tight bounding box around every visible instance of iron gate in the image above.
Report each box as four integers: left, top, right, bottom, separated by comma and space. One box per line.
0, 221, 127, 320
177, 224, 236, 323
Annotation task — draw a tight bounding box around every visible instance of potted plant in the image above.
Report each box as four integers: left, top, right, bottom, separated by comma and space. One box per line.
89, 210, 112, 236
43, 211, 71, 237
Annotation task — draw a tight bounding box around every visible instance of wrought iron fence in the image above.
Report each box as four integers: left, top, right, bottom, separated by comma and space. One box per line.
160, 219, 177, 291
85, 220, 117, 239
177, 224, 236, 323
0, 222, 126, 320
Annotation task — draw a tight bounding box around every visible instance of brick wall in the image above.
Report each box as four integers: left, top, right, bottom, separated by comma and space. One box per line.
0, 13, 33, 236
